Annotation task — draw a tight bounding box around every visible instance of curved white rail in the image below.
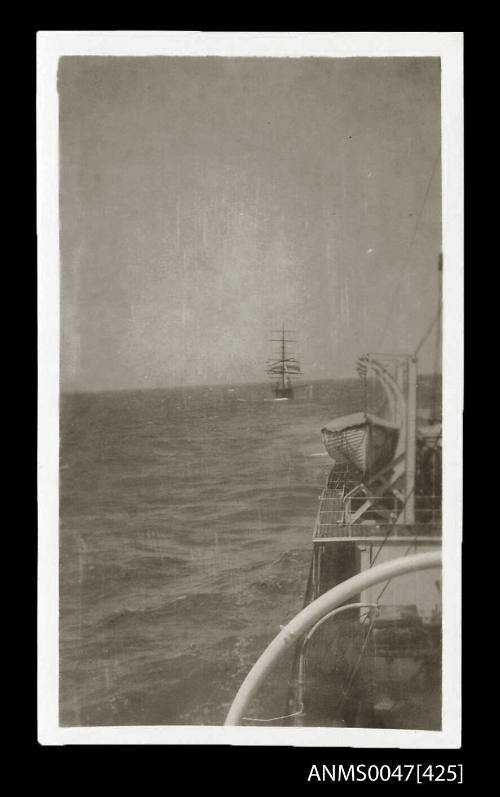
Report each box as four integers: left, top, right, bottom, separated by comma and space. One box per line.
224, 550, 441, 725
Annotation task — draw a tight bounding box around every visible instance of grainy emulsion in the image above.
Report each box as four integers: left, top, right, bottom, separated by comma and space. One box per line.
54, 52, 446, 733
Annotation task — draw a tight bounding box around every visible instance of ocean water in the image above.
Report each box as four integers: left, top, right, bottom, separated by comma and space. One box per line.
59, 377, 438, 726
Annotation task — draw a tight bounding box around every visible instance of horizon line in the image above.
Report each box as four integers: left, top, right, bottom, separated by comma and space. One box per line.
60, 371, 442, 397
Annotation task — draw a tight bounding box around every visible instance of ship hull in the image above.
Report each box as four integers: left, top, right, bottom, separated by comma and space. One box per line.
274, 386, 293, 399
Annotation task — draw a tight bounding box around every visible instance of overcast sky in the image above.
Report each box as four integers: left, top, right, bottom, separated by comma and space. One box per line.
59, 56, 441, 392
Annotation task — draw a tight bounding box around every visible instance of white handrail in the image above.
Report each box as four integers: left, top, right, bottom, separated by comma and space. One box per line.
224, 550, 441, 725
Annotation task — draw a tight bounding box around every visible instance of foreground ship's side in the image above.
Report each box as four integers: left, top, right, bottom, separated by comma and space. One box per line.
225, 351, 442, 729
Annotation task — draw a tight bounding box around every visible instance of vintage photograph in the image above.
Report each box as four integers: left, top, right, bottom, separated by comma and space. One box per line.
38, 33, 462, 744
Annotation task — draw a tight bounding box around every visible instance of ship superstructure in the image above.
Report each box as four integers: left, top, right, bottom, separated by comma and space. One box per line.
289, 351, 442, 728
225, 350, 442, 729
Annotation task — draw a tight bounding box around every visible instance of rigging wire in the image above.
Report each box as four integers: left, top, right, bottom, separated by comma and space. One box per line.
369, 486, 416, 570
414, 310, 440, 357
429, 254, 443, 419
337, 608, 378, 714
378, 152, 440, 350
414, 254, 442, 360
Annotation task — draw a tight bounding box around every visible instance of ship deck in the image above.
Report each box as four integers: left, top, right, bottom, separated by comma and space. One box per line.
313, 523, 441, 544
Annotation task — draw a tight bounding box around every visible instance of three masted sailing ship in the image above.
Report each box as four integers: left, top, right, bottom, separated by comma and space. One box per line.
266, 325, 302, 399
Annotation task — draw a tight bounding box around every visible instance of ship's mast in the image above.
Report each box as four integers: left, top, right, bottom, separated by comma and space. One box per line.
266, 323, 302, 396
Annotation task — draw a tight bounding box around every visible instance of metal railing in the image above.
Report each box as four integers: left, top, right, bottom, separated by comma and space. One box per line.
313, 522, 442, 541
317, 491, 441, 527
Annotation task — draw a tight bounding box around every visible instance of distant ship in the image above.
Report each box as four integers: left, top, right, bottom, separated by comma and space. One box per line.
266, 324, 302, 399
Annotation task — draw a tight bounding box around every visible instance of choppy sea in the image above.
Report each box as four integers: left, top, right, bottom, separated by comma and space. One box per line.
59, 376, 438, 726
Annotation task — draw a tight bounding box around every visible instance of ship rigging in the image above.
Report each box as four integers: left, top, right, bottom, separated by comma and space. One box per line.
266, 324, 302, 399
